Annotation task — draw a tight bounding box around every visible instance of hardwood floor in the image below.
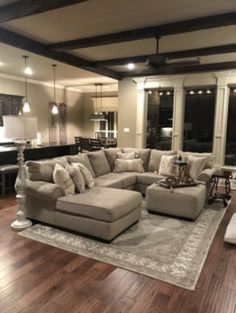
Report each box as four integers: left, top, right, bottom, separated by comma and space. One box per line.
0, 193, 235, 313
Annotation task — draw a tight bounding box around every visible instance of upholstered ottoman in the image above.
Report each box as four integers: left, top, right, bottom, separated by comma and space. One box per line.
146, 183, 206, 220
54, 186, 142, 241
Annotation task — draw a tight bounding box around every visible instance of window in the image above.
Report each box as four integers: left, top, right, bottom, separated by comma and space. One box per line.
225, 88, 236, 166
183, 88, 216, 152
95, 111, 118, 139
146, 89, 173, 150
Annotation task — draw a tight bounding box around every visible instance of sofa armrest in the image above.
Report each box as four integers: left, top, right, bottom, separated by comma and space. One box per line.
197, 168, 215, 183
25, 179, 65, 201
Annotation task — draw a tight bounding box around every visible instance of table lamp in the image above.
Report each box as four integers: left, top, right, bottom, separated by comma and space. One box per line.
3, 116, 37, 230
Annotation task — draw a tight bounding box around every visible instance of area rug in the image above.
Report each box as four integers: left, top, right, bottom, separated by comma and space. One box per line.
19, 201, 229, 290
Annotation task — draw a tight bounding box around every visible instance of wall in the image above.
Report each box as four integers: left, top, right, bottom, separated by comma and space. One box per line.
0, 75, 84, 144
117, 78, 137, 147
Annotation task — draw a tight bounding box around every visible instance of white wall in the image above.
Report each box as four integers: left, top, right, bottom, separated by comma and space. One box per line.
0, 75, 84, 144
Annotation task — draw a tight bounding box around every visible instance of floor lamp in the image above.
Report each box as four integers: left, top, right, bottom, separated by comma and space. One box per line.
3, 116, 37, 230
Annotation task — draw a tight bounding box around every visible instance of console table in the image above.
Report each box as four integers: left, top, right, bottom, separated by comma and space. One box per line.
0, 143, 78, 165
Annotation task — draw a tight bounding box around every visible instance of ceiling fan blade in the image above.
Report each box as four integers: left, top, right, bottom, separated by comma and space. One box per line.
146, 55, 167, 66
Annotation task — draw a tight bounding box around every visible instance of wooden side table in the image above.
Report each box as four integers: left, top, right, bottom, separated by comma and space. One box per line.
208, 169, 232, 207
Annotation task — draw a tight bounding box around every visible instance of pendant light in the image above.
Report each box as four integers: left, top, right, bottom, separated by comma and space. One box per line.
51, 64, 58, 115
22, 56, 30, 113
89, 83, 106, 121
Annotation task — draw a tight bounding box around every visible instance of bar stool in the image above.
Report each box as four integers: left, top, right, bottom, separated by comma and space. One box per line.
0, 164, 19, 196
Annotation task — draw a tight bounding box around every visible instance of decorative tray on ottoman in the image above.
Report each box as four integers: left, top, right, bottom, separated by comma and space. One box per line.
159, 176, 199, 189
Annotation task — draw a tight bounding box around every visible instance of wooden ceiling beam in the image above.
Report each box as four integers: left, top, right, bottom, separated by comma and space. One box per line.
121, 61, 236, 77
94, 43, 236, 66
48, 12, 236, 51
0, 0, 89, 24
0, 28, 121, 80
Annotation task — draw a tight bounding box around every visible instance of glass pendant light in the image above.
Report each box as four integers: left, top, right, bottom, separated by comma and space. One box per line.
89, 83, 106, 121
51, 64, 58, 115
23, 55, 30, 113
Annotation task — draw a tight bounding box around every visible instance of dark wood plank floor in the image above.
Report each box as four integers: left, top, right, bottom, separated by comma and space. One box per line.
0, 192, 235, 313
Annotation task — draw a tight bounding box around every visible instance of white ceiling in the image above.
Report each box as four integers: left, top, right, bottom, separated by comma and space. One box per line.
0, 0, 235, 86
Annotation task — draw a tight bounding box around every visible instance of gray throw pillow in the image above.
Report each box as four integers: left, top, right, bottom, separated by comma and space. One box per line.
117, 152, 136, 159
67, 164, 85, 193
179, 151, 214, 169
114, 158, 144, 173
148, 150, 176, 172
88, 150, 111, 177
67, 153, 95, 178
104, 148, 122, 171
26, 159, 58, 182
122, 148, 151, 171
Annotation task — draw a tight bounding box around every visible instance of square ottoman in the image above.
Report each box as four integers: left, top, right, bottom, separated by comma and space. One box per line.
146, 183, 206, 220
55, 186, 142, 241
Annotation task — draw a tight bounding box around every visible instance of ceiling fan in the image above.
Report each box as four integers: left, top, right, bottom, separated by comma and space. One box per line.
146, 37, 201, 68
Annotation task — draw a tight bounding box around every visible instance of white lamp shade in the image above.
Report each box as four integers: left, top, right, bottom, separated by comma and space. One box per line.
3, 116, 37, 140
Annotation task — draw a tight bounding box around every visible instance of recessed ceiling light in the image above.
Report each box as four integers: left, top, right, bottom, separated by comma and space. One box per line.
166, 91, 171, 95
233, 88, 236, 93
127, 63, 135, 70
159, 92, 163, 96
198, 90, 203, 94
206, 89, 211, 94
24, 66, 33, 75
190, 90, 195, 95
148, 90, 152, 94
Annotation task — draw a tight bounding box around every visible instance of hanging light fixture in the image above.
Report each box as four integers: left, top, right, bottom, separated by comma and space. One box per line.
90, 83, 106, 121
51, 64, 58, 115
22, 56, 30, 113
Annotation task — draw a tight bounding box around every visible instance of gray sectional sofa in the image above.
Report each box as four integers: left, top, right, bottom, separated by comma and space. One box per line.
24, 147, 215, 241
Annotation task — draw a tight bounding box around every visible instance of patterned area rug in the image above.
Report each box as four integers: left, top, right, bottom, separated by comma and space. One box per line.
20, 201, 228, 290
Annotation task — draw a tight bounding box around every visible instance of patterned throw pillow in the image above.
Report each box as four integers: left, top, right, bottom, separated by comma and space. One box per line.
187, 155, 207, 180
53, 163, 75, 195
159, 155, 176, 176
113, 158, 144, 173
117, 152, 136, 159
72, 162, 94, 188
67, 164, 85, 193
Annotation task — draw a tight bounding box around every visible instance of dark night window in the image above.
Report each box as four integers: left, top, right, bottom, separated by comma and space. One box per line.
183, 88, 216, 152
146, 89, 173, 150
225, 88, 236, 166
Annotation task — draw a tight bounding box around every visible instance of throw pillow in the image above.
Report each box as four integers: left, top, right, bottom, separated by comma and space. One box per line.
187, 155, 207, 180
113, 158, 144, 173
224, 213, 236, 244
117, 152, 136, 159
26, 159, 58, 182
88, 150, 111, 177
53, 163, 75, 195
122, 148, 151, 171
72, 162, 94, 188
179, 151, 214, 169
159, 155, 176, 176
148, 150, 177, 172
67, 164, 85, 193
66, 153, 96, 178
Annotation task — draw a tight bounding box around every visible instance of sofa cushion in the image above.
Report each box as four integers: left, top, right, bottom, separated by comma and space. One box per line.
95, 177, 123, 189
96, 172, 137, 189
67, 153, 95, 178
136, 172, 163, 185
72, 163, 94, 188
117, 152, 136, 159
148, 150, 176, 172
26, 159, 58, 182
53, 163, 75, 195
179, 151, 214, 169
114, 158, 144, 173
187, 155, 207, 180
122, 148, 151, 171
88, 150, 111, 177
104, 148, 122, 171
56, 186, 142, 223
159, 155, 176, 176
67, 164, 85, 193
